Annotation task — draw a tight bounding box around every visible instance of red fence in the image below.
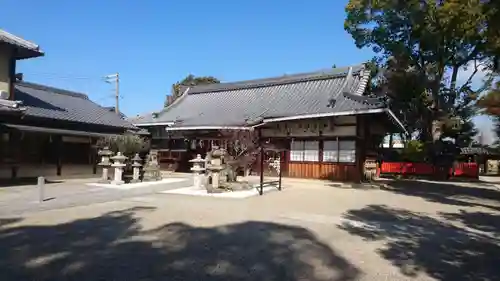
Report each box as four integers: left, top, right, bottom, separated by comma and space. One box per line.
379, 162, 479, 178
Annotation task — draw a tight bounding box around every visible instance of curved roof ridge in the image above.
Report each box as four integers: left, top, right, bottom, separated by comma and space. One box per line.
187, 64, 365, 94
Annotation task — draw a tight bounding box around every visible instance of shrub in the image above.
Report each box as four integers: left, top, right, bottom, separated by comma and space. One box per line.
96, 134, 150, 158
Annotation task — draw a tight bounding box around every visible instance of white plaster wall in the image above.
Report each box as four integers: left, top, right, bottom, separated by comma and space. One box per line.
261, 117, 357, 138
0, 45, 12, 96
335, 115, 357, 125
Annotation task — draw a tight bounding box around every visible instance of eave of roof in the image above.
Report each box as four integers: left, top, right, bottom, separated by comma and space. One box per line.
1, 123, 120, 138
0, 30, 44, 59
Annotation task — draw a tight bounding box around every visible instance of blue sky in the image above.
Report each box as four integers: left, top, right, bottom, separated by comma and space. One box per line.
1, 0, 494, 142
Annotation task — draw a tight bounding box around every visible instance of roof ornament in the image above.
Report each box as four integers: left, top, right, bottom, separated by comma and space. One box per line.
344, 66, 354, 90
327, 98, 336, 108
343, 92, 387, 107
327, 67, 353, 108
244, 116, 264, 126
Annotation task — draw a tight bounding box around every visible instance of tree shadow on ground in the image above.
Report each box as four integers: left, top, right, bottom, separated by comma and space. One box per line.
440, 210, 500, 237
0, 207, 360, 281
338, 204, 500, 281
379, 180, 500, 211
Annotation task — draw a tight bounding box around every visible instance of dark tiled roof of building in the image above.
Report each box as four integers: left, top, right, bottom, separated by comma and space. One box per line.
103, 106, 127, 119
141, 64, 376, 127
14, 81, 136, 129
127, 111, 166, 125
0, 30, 44, 59
460, 147, 491, 155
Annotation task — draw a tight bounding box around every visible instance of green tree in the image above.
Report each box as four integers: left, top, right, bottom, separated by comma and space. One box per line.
165, 75, 220, 107
477, 79, 500, 138
344, 0, 497, 148
401, 140, 425, 162
96, 135, 149, 158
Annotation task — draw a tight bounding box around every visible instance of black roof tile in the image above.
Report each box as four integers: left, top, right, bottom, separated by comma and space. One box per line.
14, 81, 136, 129
135, 64, 377, 127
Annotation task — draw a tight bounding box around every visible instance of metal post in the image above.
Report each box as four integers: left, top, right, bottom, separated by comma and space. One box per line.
115, 72, 120, 114
278, 151, 282, 191
259, 129, 264, 195
38, 176, 45, 203
259, 147, 264, 195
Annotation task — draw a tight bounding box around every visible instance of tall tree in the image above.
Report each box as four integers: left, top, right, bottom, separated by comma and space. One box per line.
165, 75, 220, 107
477, 79, 500, 139
344, 0, 497, 148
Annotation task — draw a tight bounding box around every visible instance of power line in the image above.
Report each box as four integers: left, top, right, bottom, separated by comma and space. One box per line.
21, 71, 123, 111
21, 72, 100, 80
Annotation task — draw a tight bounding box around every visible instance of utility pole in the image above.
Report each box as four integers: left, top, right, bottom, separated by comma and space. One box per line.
104, 73, 120, 114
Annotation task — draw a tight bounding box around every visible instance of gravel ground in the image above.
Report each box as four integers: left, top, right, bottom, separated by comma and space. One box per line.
0, 178, 499, 281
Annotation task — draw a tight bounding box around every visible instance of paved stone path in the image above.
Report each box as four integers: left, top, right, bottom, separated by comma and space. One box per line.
0, 176, 193, 216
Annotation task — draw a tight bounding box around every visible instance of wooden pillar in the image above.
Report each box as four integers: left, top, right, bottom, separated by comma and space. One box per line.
318, 130, 324, 179
91, 141, 98, 175
54, 135, 62, 176
355, 115, 366, 182
7, 130, 21, 179
8, 54, 16, 100
336, 136, 340, 180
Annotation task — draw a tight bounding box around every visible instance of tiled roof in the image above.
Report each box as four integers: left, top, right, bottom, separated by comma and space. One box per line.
140, 64, 375, 128
127, 111, 166, 125
14, 81, 136, 129
103, 106, 127, 119
0, 30, 44, 59
460, 147, 491, 155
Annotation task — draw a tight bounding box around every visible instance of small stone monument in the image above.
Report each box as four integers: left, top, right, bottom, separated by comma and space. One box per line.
143, 150, 162, 181
363, 159, 378, 182
111, 152, 128, 185
130, 153, 143, 183
268, 157, 281, 175
97, 146, 113, 183
206, 146, 224, 190
189, 154, 206, 189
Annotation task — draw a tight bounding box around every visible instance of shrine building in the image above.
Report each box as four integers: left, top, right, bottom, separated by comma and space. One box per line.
132, 64, 405, 182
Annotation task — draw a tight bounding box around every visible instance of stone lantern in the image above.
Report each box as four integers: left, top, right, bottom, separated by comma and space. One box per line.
206, 146, 224, 189
97, 147, 113, 183
143, 150, 162, 181
189, 154, 206, 189
110, 152, 128, 185
130, 153, 143, 183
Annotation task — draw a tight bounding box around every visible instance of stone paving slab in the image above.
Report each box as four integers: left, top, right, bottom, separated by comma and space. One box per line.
0, 177, 193, 217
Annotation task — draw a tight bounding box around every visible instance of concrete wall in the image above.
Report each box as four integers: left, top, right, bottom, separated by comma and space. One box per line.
0, 45, 12, 96
0, 164, 97, 179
